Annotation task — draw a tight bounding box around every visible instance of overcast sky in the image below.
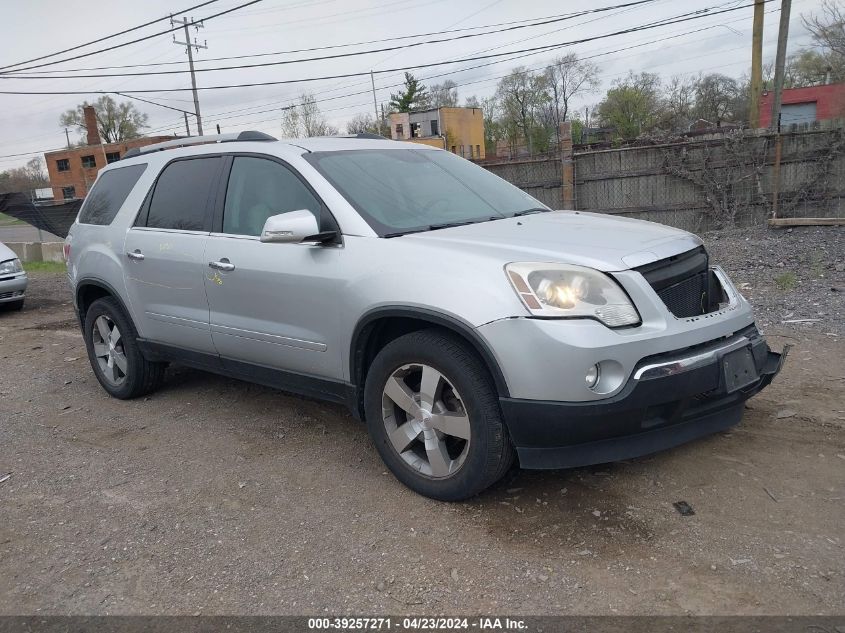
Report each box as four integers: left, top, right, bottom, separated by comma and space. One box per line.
0, 0, 828, 170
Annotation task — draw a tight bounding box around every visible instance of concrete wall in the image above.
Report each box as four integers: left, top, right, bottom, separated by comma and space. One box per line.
5, 242, 65, 263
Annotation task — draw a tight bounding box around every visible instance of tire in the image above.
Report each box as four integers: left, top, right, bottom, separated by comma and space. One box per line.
83, 296, 165, 399
364, 329, 514, 501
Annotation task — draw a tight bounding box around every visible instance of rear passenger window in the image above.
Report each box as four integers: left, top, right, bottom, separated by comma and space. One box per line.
78, 164, 147, 226
146, 157, 221, 231
222, 156, 321, 236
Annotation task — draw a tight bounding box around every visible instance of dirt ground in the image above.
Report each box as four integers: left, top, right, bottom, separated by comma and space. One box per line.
0, 269, 843, 616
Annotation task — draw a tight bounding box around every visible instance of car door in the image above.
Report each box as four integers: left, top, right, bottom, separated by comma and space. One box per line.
123, 156, 224, 355
203, 154, 344, 379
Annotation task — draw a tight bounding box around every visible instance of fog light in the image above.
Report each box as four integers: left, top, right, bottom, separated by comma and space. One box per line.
585, 364, 600, 389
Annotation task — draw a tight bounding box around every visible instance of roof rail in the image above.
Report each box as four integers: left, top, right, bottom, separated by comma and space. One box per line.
122, 131, 277, 159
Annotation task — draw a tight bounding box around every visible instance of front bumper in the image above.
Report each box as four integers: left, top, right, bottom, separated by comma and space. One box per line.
501, 325, 787, 469
0, 273, 27, 303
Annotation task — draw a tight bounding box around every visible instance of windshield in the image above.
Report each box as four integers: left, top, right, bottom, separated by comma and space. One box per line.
304, 148, 548, 236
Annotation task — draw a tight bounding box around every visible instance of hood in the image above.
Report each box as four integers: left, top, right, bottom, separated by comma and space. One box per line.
0, 241, 19, 263
405, 210, 703, 271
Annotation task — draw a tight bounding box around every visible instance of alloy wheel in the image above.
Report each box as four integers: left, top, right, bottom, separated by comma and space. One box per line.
381, 363, 471, 479
91, 315, 128, 386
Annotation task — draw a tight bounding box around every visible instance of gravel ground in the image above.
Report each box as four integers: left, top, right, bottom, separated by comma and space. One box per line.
0, 252, 843, 616
703, 225, 845, 337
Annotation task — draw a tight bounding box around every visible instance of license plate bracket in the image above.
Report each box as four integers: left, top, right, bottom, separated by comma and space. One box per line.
722, 347, 758, 393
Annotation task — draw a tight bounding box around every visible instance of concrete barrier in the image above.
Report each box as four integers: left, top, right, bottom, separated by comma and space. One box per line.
41, 242, 65, 263
5, 242, 42, 262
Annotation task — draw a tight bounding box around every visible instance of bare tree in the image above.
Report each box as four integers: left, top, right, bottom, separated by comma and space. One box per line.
661, 75, 697, 130
281, 94, 338, 138
694, 73, 743, 123
429, 80, 459, 107
803, 0, 845, 58
60, 96, 148, 143
345, 113, 379, 135
495, 68, 549, 154
543, 52, 599, 143
463, 95, 481, 108
0, 158, 49, 194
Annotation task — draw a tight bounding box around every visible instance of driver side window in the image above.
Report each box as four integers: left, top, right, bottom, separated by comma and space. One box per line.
222, 156, 321, 236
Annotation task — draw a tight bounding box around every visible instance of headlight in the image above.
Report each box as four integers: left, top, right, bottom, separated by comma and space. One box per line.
0, 258, 23, 276
505, 262, 640, 327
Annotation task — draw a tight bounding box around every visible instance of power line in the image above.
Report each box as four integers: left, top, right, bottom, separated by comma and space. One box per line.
0, 0, 222, 72
0, 2, 655, 76
0, 0, 264, 75
0, 1, 773, 95
2, 1, 661, 80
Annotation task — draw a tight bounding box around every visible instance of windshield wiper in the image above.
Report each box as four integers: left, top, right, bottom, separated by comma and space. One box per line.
383, 218, 495, 238
512, 207, 549, 217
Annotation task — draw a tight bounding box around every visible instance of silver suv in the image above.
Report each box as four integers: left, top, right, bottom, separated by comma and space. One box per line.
66, 132, 786, 501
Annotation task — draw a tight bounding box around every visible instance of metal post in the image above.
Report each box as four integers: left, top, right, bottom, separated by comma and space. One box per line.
172, 16, 206, 136
749, 0, 765, 129
64, 127, 71, 149
184, 112, 191, 136
370, 70, 381, 136
769, 0, 792, 130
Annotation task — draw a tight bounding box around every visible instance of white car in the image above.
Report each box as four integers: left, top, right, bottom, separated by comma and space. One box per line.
0, 241, 27, 311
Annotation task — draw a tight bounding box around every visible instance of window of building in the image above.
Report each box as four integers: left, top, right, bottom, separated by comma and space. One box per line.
469, 145, 474, 159
106, 152, 121, 164
78, 164, 147, 226
81, 155, 96, 169
56, 159, 70, 172
459, 145, 464, 157
144, 157, 222, 231
451, 146, 456, 153
61, 186, 76, 200
395, 124, 403, 137
476, 145, 481, 158
411, 122, 421, 138
222, 157, 321, 236
430, 120, 439, 136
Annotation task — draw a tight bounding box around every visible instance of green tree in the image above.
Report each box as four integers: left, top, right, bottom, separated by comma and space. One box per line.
59, 95, 148, 143
389, 72, 429, 112
596, 72, 664, 139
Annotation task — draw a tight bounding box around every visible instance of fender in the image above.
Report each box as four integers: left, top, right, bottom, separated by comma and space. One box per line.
74, 277, 135, 331
349, 305, 510, 398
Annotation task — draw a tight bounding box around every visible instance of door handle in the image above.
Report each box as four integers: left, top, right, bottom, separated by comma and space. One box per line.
127, 250, 144, 261
209, 259, 235, 272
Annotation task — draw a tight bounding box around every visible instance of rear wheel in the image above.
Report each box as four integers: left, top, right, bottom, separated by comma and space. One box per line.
364, 330, 514, 501
83, 297, 165, 399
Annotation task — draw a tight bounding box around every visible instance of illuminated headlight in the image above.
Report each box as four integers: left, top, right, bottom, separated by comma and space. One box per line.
506, 262, 640, 327
0, 258, 23, 276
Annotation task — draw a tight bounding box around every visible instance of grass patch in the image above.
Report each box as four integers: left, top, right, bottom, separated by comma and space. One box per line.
0, 212, 24, 226
774, 271, 797, 292
23, 261, 66, 274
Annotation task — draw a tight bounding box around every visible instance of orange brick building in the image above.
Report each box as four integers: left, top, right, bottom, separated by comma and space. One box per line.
45, 105, 174, 200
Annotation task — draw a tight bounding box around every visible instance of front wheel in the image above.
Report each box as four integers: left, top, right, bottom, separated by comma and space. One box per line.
364, 330, 514, 501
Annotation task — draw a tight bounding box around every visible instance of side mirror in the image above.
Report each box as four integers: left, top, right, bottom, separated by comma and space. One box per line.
260, 210, 320, 243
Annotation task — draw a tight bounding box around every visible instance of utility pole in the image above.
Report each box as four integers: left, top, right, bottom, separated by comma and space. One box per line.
749, 0, 765, 129
64, 128, 71, 149
370, 70, 381, 136
172, 15, 207, 135
183, 112, 191, 136
769, 0, 792, 131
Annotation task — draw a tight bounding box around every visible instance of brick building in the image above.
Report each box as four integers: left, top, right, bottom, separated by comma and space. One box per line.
389, 107, 485, 159
44, 105, 174, 200
758, 83, 845, 128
